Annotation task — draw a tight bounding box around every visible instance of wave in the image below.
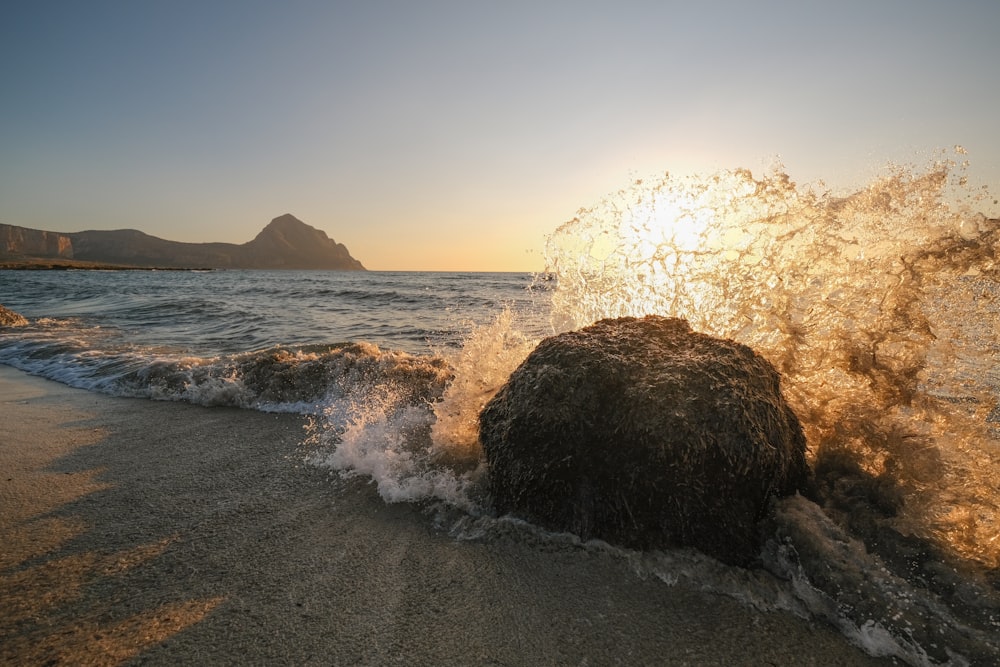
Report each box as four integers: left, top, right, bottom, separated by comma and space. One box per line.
307, 307, 538, 510
0, 324, 452, 416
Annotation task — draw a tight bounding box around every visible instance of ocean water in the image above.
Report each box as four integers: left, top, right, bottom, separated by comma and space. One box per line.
2, 156, 999, 665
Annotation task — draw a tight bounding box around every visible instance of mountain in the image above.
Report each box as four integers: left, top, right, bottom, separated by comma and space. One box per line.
239, 214, 364, 269
0, 215, 365, 270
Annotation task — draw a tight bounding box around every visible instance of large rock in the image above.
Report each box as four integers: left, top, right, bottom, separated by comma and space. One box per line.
479, 315, 809, 565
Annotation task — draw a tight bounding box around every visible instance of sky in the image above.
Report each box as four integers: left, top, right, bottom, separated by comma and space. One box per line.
2, 1, 999, 271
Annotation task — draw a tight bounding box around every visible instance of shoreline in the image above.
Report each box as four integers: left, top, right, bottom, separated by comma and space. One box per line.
0, 258, 215, 270
0, 365, 895, 665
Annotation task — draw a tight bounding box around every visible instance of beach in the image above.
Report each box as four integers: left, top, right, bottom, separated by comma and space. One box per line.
0, 365, 895, 666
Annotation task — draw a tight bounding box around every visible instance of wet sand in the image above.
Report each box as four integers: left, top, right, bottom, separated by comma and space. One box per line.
0, 365, 896, 666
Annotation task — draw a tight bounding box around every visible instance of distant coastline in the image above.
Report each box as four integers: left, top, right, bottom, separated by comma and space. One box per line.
0, 214, 365, 271
0, 258, 213, 271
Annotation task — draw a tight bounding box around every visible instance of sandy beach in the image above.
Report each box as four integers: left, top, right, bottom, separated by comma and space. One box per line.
0, 365, 896, 666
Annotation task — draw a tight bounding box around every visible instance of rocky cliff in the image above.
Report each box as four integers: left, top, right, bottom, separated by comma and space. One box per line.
1, 224, 74, 259
0, 215, 365, 270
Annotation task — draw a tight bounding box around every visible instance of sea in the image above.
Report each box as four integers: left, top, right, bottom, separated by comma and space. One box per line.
1, 158, 998, 665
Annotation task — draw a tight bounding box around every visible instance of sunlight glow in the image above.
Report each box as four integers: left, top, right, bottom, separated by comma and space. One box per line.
544, 158, 1000, 569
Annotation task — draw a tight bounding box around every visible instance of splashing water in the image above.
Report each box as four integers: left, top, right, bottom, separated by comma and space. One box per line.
544, 151, 1000, 571
430, 307, 539, 457
310, 308, 541, 509
311, 153, 999, 574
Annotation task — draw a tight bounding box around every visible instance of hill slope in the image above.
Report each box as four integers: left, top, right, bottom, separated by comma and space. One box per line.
0, 215, 365, 270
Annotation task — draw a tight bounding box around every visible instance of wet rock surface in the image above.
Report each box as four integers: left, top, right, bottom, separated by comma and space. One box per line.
479, 315, 809, 565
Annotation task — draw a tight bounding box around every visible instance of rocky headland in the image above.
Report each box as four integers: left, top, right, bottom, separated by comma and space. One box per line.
0, 214, 364, 270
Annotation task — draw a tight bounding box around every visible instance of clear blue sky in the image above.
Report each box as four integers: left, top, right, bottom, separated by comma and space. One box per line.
2, 1, 998, 270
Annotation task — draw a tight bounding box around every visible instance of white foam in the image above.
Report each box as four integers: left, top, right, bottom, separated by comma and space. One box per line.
308, 307, 538, 511
312, 397, 481, 509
